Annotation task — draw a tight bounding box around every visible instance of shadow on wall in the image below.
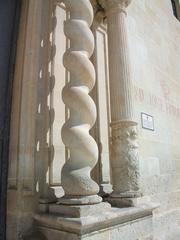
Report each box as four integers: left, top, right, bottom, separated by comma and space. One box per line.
35, 1, 57, 202
23, 231, 47, 240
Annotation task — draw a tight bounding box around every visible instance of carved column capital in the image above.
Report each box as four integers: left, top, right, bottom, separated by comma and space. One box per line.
98, 0, 132, 13
90, 0, 105, 24
90, 0, 100, 12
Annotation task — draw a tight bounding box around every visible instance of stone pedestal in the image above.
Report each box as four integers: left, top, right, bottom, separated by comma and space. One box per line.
34, 203, 154, 240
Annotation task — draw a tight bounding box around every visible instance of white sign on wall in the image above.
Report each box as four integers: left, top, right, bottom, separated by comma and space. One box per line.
141, 112, 154, 131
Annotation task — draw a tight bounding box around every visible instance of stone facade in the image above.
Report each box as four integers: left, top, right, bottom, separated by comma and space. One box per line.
6, 0, 180, 239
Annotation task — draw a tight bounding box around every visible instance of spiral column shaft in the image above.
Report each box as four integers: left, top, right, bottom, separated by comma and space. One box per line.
59, 0, 102, 205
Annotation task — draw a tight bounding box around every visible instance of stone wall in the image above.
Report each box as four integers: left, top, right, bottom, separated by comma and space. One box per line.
127, 0, 180, 239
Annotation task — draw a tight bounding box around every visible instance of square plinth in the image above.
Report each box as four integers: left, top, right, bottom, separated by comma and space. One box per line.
49, 202, 111, 218
34, 203, 154, 237
107, 196, 159, 209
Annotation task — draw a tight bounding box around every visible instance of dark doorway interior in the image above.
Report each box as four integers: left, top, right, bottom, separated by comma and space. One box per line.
0, 0, 21, 239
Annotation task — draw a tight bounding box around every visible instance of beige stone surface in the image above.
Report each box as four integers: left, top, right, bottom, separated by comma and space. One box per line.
6, 0, 180, 239
127, 0, 180, 238
35, 206, 153, 239
7, 0, 47, 239
91, 21, 112, 196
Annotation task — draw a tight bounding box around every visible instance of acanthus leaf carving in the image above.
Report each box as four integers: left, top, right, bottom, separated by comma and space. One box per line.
97, 0, 132, 11
111, 121, 140, 193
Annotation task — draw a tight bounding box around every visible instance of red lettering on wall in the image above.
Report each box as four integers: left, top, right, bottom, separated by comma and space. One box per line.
134, 86, 180, 119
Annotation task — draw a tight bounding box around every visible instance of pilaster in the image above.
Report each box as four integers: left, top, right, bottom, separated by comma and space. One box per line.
7, 0, 45, 239
90, 9, 112, 197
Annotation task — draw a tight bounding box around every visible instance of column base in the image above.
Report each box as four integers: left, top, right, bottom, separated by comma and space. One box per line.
107, 194, 159, 209
39, 198, 57, 213
99, 183, 113, 197
110, 191, 142, 198
57, 194, 102, 205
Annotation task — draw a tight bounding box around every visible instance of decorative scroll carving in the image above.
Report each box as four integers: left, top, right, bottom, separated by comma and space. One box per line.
111, 121, 140, 195
59, 0, 101, 205
98, 0, 132, 11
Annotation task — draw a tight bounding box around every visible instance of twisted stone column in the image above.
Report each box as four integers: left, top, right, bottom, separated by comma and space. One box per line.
59, 0, 102, 205
99, 0, 141, 206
